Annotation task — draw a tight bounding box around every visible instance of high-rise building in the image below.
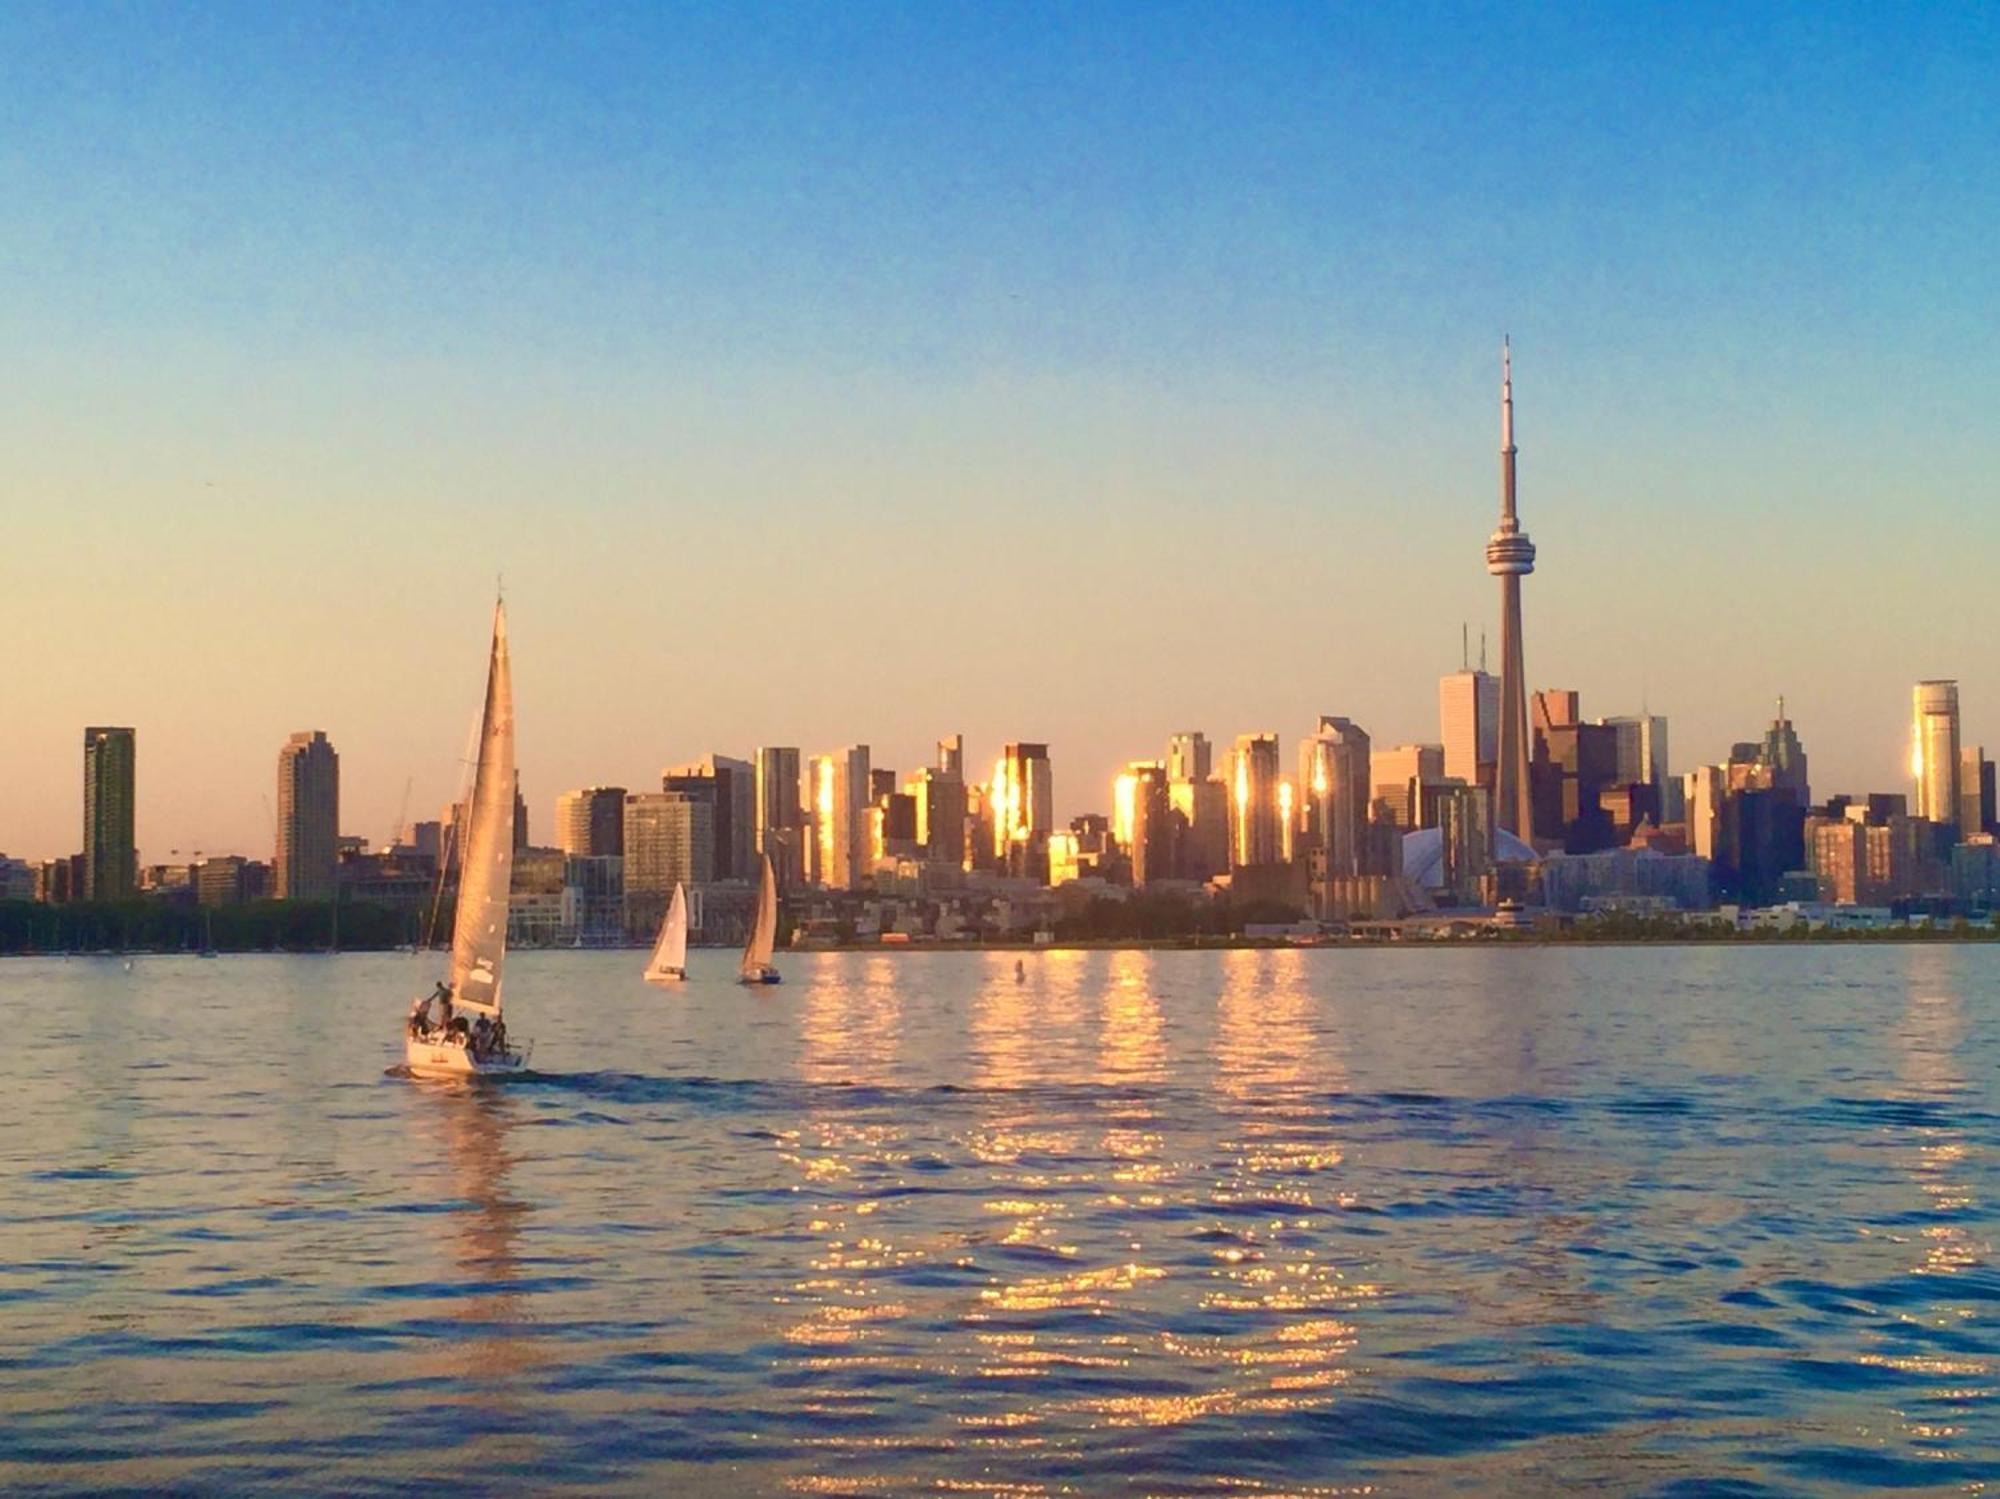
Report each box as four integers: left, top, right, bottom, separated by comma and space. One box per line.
665, 755, 755, 880
82, 726, 137, 901
1120, 761, 1172, 888
905, 767, 969, 867
754, 747, 803, 889
1759, 698, 1811, 806
807, 746, 870, 890
1960, 746, 1995, 840
1228, 733, 1283, 869
1913, 680, 1962, 830
992, 742, 1053, 880
512, 773, 529, 852
1596, 715, 1669, 802
1439, 670, 1500, 789
275, 730, 340, 900
1370, 743, 1444, 831
1171, 777, 1229, 881
1167, 732, 1211, 784
1486, 341, 1537, 845
1300, 716, 1372, 877
622, 790, 714, 935
937, 734, 964, 780
555, 786, 627, 857
1531, 717, 1619, 854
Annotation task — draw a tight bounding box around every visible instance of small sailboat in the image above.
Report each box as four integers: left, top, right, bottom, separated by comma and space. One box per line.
198, 910, 219, 958
644, 883, 689, 984
738, 854, 781, 985
405, 599, 526, 1078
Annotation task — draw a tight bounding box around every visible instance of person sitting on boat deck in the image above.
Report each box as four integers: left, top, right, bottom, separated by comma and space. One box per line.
470, 1015, 492, 1059
408, 996, 429, 1038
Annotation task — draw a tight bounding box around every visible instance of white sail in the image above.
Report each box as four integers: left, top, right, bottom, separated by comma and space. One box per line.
740, 854, 777, 978
647, 883, 688, 978
448, 601, 515, 1018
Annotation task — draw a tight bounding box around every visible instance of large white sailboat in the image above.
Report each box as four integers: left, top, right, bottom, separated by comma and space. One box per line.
644, 883, 689, 984
738, 854, 782, 986
405, 600, 527, 1078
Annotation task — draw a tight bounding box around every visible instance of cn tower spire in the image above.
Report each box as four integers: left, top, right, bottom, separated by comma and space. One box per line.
1486, 339, 1536, 847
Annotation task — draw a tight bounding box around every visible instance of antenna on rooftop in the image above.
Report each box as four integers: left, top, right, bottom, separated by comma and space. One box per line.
1461, 622, 1469, 672
1480, 631, 1488, 673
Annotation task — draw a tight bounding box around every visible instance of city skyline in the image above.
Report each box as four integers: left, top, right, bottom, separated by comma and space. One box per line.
5, 7, 1999, 858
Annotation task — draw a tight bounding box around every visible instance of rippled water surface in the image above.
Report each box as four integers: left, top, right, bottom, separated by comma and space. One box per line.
2, 946, 1996, 1494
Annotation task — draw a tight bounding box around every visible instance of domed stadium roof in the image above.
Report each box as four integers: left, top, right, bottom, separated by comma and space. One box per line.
1401, 826, 1537, 889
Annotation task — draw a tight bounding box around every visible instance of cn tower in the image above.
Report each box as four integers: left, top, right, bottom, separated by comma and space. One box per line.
1487, 340, 1536, 845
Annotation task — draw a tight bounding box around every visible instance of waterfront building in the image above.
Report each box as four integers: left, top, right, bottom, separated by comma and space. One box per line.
555, 786, 626, 857
82, 726, 137, 902
807, 746, 871, 891
1300, 716, 1372, 876
1228, 733, 1283, 869
1432, 781, 1492, 903
274, 731, 339, 901
1172, 776, 1230, 881
622, 791, 714, 936
1960, 746, 1996, 840
197, 855, 251, 907
562, 854, 626, 945
665, 754, 755, 880
992, 742, 1053, 881
1487, 342, 1537, 844
937, 734, 964, 780
754, 747, 803, 890
1539, 847, 1711, 915
904, 768, 967, 868
1439, 669, 1499, 790
1121, 761, 1172, 888
1046, 830, 1082, 886
1913, 680, 1961, 830
507, 846, 568, 946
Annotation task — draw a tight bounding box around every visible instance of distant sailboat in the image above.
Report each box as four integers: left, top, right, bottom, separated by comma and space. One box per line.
404, 599, 527, 1078
199, 910, 219, 959
644, 883, 689, 984
738, 854, 781, 986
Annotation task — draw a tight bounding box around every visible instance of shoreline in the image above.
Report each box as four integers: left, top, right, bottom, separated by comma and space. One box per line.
10, 930, 1999, 958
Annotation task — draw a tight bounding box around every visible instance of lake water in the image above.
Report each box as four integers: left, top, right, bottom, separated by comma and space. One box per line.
1, 946, 1995, 1495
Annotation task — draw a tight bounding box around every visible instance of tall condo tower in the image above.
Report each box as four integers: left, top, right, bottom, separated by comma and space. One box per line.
1912, 680, 1962, 827
1486, 341, 1536, 844
275, 730, 340, 900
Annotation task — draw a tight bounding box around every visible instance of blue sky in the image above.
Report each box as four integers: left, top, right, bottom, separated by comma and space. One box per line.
3, 3, 1997, 856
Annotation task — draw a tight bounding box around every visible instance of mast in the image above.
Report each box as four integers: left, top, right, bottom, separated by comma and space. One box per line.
449, 600, 515, 1016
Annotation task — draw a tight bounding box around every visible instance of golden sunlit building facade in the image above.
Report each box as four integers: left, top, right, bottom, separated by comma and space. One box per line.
1228, 733, 1282, 870
1299, 715, 1372, 878
806, 745, 871, 891
1913, 680, 1961, 831
992, 742, 1053, 882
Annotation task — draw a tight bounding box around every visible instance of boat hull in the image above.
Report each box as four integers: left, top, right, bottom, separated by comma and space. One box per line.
738, 967, 782, 986
405, 1034, 525, 1078
643, 968, 686, 985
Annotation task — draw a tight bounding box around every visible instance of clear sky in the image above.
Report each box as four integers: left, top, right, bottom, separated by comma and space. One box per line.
4, 3, 1998, 861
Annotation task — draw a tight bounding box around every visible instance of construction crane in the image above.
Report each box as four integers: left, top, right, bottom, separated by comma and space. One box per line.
386, 775, 413, 852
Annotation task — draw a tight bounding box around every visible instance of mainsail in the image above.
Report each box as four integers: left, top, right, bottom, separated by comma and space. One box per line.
741, 854, 777, 978
449, 601, 515, 1018
647, 883, 688, 978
